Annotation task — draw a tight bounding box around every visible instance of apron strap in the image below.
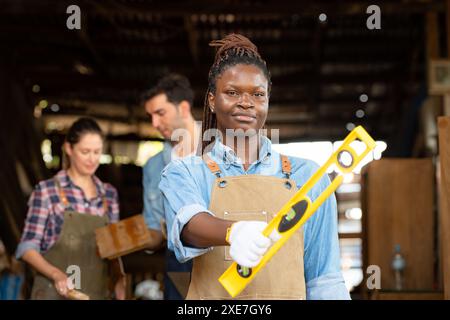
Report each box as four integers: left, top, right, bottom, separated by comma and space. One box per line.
102, 196, 109, 215
203, 154, 292, 180
203, 155, 222, 178
54, 178, 109, 214
54, 178, 70, 208
280, 154, 292, 179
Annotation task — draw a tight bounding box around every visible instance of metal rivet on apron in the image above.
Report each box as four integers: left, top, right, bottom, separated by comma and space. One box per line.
224, 211, 229, 215
218, 180, 227, 188
284, 180, 292, 189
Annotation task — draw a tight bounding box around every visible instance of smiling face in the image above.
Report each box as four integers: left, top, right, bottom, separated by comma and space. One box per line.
64, 133, 103, 176
208, 64, 269, 136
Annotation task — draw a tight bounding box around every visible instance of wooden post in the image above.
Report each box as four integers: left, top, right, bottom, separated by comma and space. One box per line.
445, 1, 450, 115
447, 0, 450, 57
426, 11, 440, 61
444, 95, 450, 116
438, 116, 450, 300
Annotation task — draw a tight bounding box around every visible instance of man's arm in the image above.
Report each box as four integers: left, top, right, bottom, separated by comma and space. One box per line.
142, 160, 165, 250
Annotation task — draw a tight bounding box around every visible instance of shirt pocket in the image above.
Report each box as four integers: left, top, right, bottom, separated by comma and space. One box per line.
222, 210, 269, 261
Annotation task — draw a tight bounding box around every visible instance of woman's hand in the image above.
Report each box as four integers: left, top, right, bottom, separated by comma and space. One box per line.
51, 268, 73, 297
228, 221, 272, 268
114, 276, 126, 300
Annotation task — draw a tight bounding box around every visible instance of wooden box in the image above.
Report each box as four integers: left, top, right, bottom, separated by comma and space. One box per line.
361, 159, 435, 291
95, 214, 155, 260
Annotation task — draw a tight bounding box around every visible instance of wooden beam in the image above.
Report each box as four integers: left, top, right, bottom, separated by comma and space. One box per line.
447, 0, 450, 57
2, 0, 445, 16
438, 116, 450, 300
426, 11, 440, 60
444, 95, 450, 116
184, 16, 200, 65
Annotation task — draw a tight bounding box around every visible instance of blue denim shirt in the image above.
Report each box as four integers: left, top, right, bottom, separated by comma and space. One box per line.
143, 142, 192, 283
143, 142, 172, 230
159, 136, 350, 300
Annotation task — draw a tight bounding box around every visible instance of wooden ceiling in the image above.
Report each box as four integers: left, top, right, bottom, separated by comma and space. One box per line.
1, 0, 446, 144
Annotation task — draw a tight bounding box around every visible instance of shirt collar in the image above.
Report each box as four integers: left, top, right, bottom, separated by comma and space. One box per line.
56, 170, 106, 196
210, 134, 272, 166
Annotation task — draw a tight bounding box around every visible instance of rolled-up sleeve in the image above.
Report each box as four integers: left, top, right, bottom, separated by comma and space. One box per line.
159, 161, 214, 263
15, 185, 49, 259
307, 272, 350, 300
303, 171, 351, 300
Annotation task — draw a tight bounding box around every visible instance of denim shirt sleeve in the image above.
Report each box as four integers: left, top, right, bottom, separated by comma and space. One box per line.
159, 159, 214, 263
307, 272, 350, 300
143, 160, 163, 231
301, 169, 350, 300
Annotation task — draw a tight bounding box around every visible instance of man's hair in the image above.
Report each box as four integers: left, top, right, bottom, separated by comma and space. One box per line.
141, 73, 194, 108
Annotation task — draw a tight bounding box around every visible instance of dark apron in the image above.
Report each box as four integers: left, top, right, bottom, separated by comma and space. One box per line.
30, 179, 110, 300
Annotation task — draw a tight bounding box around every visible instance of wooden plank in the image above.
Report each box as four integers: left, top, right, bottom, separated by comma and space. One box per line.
363, 159, 435, 290
438, 116, 450, 299
426, 11, 440, 61
95, 215, 159, 260
444, 94, 450, 116
447, 0, 450, 57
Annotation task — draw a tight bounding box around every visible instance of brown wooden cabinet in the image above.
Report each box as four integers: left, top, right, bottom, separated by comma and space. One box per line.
361, 159, 436, 294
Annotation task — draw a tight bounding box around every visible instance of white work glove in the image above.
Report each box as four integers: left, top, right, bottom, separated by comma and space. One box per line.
228, 221, 281, 268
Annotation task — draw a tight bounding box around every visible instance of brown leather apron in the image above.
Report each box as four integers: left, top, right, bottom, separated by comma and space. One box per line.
186, 155, 306, 300
30, 179, 110, 300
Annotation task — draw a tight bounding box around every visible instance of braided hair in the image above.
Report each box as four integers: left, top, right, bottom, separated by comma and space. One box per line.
200, 34, 271, 154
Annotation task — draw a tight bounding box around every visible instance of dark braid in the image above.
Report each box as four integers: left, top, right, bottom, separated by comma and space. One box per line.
200, 34, 272, 154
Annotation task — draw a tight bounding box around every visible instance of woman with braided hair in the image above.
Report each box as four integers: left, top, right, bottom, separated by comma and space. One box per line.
159, 34, 350, 299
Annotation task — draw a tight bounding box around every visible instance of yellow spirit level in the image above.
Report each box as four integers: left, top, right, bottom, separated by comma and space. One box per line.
218, 125, 377, 297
